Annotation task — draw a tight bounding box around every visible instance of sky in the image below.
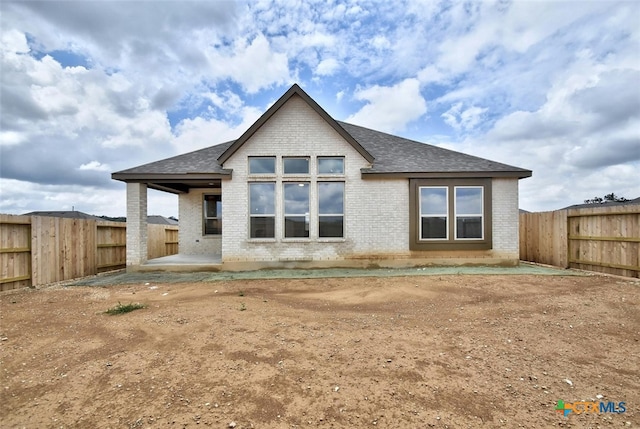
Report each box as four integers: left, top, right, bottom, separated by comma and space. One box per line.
1, 0, 639, 218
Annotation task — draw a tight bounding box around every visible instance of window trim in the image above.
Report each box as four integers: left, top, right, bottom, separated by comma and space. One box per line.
283, 156, 310, 175
318, 181, 345, 238
283, 182, 310, 239
203, 193, 222, 236
418, 186, 449, 241
410, 178, 492, 251
454, 186, 484, 240
317, 156, 345, 176
248, 156, 276, 175
249, 182, 276, 239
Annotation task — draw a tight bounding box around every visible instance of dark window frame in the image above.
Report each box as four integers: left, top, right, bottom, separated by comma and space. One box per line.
409, 178, 492, 251
203, 194, 222, 235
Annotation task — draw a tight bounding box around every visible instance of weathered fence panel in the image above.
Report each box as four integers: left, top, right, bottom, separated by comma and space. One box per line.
520, 204, 639, 278
0, 215, 179, 290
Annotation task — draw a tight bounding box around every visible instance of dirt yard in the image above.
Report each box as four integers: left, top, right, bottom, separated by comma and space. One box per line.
1, 273, 638, 428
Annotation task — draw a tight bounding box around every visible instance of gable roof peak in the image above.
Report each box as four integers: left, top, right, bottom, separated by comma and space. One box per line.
217, 83, 374, 164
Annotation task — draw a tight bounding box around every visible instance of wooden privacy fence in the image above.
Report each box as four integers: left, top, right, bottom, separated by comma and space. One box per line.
0, 215, 179, 291
520, 204, 640, 278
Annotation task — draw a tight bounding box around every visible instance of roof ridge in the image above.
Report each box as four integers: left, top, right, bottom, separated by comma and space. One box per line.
217, 84, 374, 164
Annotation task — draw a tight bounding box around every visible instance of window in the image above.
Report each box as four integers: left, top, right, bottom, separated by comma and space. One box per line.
318, 157, 344, 174
203, 194, 222, 235
247, 155, 347, 241
284, 183, 309, 238
419, 187, 448, 240
249, 157, 275, 174
410, 179, 492, 250
283, 157, 309, 174
249, 183, 275, 238
318, 182, 344, 237
455, 187, 483, 239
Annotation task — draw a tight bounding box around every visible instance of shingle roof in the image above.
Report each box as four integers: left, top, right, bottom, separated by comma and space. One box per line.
338, 122, 530, 176
22, 211, 103, 220
113, 85, 531, 182
147, 215, 179, 225
113, 122, 530, 179
114, 141, 233, 175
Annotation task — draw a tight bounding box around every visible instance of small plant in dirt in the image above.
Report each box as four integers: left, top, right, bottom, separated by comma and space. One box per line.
238, 290, 245, 297
105, 302, 146, 315
239, 302, 246, 311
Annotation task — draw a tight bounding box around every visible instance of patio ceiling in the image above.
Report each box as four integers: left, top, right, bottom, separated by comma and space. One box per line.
112, 174, 224, 194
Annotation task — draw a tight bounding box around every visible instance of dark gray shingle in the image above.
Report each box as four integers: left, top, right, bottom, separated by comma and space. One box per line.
113, 122, 530, 177
115, 141, 233, 175
338, 122, 530, 175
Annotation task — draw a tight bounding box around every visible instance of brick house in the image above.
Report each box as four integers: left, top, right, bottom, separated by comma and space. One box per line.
112, 84, 531, 271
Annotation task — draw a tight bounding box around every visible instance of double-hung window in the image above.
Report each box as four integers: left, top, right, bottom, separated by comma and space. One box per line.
455, 187, 483, 239
410, 179, 491, 250
419, 187, 448, 240
203, 194, 222, 235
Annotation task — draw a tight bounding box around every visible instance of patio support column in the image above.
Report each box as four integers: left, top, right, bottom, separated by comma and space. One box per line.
126, 182, 148, 268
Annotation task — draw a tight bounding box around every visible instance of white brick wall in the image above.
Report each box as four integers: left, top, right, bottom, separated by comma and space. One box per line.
491, 177, 520, 256
178, 189, 222, 255
126, 182, 148, 266
177, 95, 522, 266
221, 95, 408, 263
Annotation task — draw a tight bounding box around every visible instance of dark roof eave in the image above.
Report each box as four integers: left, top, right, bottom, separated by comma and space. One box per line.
111, 171, 233, 183
360, 169, 533, 179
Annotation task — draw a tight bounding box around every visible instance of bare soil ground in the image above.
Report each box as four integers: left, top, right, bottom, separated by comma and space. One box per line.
1, 273, 638, 428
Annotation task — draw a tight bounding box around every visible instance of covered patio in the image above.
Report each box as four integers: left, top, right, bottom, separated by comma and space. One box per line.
134, 253, 222, 272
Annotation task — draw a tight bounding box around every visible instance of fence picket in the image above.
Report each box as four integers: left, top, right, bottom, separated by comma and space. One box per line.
520, 205, 639, 278
0, 215, 179, 290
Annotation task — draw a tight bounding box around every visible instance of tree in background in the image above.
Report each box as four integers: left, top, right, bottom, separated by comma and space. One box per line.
584, 193, 629, 204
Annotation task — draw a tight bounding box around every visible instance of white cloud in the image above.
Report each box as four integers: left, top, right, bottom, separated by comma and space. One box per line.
78, 161, 111, 172
458, 53, 640, 211
172, 105, 262, 153
1, 27, 29, 54
206, 33, 291, 93
0, 131, 25, 146
441, 103, 488, 132
316, 58, 339, 76
346, 79, 427, 133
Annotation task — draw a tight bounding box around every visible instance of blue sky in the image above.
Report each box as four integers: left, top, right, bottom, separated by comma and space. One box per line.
1, 0, 638, 217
